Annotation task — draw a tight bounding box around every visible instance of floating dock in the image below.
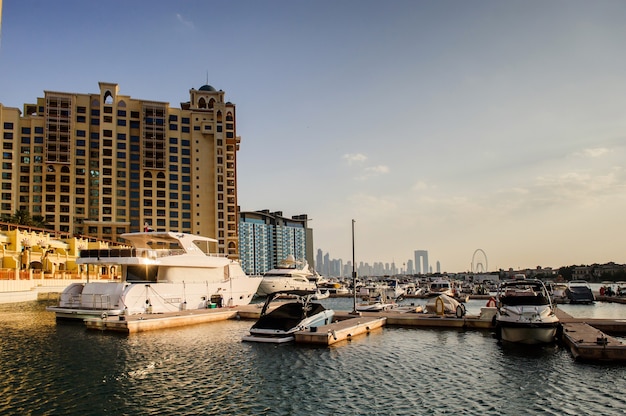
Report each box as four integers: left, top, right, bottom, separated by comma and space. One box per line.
84, 308, 238, 333
295, 316, 386, 345
80, 303, 626, 363
555, 309, 626, 362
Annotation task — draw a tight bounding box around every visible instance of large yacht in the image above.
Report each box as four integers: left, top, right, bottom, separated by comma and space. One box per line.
47, 232, 262, 320
255, 255, 318, 296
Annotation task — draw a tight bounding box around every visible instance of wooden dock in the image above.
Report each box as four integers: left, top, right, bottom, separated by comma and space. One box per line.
294, 316, 386, 345
556, 309, 626, 362
84, 308, 239, 333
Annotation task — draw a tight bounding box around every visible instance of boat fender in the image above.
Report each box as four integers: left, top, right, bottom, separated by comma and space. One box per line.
435, 296, 445, 316
455, 304, 465, 318
486, 297, 497, 308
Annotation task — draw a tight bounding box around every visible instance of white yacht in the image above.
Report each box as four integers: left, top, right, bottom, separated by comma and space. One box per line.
255, 255, 318, 296
495, 278, 560, 344
47, 232, 262, 320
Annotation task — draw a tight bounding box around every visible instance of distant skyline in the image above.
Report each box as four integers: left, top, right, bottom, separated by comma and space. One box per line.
2, 1, 626, 272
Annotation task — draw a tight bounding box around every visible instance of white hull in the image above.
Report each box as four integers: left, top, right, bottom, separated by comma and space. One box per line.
356, 302, 396, 312
499, 325, 558, 345
256, 277, 316, 296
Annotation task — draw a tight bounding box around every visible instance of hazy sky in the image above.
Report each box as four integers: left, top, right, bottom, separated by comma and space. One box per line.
1, 1, 626, 273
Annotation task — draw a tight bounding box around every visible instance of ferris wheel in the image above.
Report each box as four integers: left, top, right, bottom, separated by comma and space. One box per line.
471, 249, 488, 273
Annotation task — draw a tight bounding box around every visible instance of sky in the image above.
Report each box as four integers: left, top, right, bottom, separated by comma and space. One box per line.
1, 1, 626, 273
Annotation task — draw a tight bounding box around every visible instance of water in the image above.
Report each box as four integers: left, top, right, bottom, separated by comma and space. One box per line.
1, 299, 626, 415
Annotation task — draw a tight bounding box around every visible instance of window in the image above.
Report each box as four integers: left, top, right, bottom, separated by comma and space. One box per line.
3, 123, 14, 129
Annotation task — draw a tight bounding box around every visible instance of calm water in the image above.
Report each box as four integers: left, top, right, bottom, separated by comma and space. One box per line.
1, 298, 626, 415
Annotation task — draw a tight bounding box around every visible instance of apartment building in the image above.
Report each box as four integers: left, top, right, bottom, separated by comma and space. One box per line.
239, 210, 313, 275
0, 82, 241, 257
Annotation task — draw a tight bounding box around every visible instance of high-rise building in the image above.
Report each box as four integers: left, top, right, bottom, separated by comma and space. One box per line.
0, 82, 241, 256
414, 250, 429, 274
238, 210, 313, 275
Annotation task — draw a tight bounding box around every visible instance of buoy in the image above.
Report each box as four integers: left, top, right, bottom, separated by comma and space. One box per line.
486, 297, 497, 308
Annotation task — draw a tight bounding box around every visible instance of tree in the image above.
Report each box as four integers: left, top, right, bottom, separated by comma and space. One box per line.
1, 210, 48, 228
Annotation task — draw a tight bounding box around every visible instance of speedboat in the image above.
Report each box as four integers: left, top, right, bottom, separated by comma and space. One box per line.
255, 256, 318, 296
565, 280, 595, 304
495, 278, 560, 345
46, 232, 263, 320
242, 290, 335, 343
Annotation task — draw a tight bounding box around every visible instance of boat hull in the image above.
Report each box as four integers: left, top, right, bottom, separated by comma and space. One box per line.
256, 277, 316, 297
498, 321, 559, 344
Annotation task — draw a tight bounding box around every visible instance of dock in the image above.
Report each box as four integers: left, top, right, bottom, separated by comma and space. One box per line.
84, 308, 239, 333
80, 303, 626, 363
294, 316, 386, 345
555, 309, 626, 362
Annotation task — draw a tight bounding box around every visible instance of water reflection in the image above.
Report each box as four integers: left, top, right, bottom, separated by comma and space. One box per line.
1, 300, 626, 415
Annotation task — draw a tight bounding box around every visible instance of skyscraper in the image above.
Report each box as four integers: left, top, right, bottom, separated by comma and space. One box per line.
414, 250, 429, 274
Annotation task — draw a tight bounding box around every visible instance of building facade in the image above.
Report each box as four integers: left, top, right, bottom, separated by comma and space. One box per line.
0, 82, 240, 257
239, 210, 313, 275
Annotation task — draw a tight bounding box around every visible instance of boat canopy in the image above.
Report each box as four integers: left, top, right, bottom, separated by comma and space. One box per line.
120, 232, 218, 255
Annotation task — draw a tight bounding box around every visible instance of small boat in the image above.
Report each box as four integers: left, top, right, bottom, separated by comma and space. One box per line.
256, 256, 318, 296
356, 288, 399, 312
311, 290, 330, 300
565, 280, 595, 304
46, 232, 263, 320
495, 278, 559, 345
426, 278, 454, 297
242, 290, 335, 343
547, 282, 569, 304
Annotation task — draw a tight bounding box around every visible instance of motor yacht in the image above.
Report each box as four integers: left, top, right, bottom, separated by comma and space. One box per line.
255, 256, 318, 296
46, 232, 262, 320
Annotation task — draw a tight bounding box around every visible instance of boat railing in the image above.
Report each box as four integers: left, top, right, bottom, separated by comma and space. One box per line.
60, 293, 113, 310
79, 248, 187, 259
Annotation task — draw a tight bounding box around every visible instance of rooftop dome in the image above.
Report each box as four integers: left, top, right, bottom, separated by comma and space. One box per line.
199, 84, 217, 92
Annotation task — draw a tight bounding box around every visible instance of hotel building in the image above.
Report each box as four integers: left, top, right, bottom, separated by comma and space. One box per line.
0, 82, 241, 257
239, 210, 313, 275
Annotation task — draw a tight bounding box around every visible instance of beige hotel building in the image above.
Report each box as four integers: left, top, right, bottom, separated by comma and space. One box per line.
0, 82, 241, 258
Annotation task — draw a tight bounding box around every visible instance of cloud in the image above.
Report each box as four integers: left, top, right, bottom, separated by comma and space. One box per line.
365, 165, 389, 174
582, 148, 609, 158
343, 153, 367, 165
176, 14, 195, 30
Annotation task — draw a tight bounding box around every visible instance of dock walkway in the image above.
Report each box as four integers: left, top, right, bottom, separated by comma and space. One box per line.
556, 309, 626, 362
81, 303, 626, 363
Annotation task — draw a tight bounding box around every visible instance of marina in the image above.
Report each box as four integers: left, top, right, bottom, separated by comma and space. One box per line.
75, 292, 626, 362
2, 297, 626, 415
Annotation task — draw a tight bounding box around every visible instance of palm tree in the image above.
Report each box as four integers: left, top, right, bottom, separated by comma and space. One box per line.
11, 209, 33, 226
